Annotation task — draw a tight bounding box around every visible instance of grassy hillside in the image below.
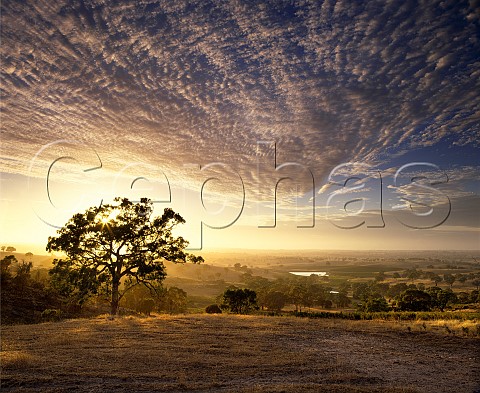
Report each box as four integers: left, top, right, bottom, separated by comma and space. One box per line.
1, 315, 479, 392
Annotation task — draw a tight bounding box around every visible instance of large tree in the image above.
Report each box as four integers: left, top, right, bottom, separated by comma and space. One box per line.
47, 197, 203, 315
395, 289, 432, 312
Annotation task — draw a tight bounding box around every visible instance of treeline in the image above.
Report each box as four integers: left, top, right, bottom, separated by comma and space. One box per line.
1, 255, 60, 324
212, 274, 480, 315
389, 268, 480, 289
245, 274, 350, 312
352, 281, 479, 312
0, 255, 190, 324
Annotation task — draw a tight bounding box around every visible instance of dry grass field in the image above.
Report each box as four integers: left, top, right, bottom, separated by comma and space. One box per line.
1, 314, 479, 393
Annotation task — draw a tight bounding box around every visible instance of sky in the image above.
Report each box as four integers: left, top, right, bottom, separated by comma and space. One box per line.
1, 0, 479, 254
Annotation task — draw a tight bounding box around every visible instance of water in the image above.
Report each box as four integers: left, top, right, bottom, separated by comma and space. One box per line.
289, 271, 328, 277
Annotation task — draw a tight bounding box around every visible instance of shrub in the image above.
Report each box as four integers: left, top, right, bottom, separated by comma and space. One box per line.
205, 304, 222, 314
138, 298, 155, 315
41, 309, 62, 322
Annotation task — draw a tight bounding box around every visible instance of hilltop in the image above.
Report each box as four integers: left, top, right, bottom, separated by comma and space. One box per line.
1, 314, 479, 392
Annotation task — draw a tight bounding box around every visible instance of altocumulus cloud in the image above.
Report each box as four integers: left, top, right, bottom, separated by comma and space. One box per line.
1, 0, 479, 198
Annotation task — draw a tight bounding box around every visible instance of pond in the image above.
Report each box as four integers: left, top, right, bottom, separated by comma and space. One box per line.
289, 271, 328, 277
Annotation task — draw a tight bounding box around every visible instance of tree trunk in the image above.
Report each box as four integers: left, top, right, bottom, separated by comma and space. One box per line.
111, 278, 120, 315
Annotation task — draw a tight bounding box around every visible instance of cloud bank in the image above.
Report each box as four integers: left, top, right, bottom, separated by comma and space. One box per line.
1, 0, 479, 197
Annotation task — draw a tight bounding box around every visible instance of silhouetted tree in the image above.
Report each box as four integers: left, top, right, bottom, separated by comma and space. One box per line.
221, 288, 258, 314
47, 198, 203, 315
5, 246, 16, 252
472, 279, 480, 291
430, 274, 443, 286
264, 291, 287, 313
427, 287, 457, 311
334, 291, 351, 308
358, 296, 390, 312
158, 287, 188, 314
443, 273, 456, 289
1, 255, 60, 324
387, 283, 409, 299
405, 268, 422, 282
0, 255, 16, 280
395, 289, 432, 311
456, 274, 467, 284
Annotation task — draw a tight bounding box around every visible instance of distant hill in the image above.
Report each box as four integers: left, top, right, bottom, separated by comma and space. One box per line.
0, 252, 55, 268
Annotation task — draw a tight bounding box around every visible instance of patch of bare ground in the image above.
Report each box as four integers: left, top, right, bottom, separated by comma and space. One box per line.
1, 315, 479, 392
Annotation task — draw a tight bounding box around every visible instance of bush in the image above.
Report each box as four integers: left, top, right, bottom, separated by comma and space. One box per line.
205, 304, 222, 314
138, 298, 155, 315
360, 297, 391, 312
41, 309, 62, 322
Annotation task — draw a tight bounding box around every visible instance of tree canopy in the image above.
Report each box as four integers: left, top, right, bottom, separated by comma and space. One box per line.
46, 197, 203, 315
221, 288, 258, 314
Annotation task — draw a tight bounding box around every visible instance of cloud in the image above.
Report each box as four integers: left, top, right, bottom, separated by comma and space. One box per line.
1, 0, 479, 202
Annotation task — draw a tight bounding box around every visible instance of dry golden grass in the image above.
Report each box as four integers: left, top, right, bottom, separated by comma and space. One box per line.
1, 314, 479, 392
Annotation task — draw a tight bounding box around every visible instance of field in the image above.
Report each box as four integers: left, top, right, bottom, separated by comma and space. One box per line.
2, 314, 480, 393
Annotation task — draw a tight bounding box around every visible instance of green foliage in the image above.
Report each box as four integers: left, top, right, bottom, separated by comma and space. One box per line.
122, 284, 187, 314
443, 273, 456, 288
47, 197, 202, 315
1, 255, 61, 324
1, 255, 17, 280
472, 279, 480, 290
221, 288, 258, 314
41, 309, 62, 322
426, 287, 457, 311
138, 298, 156, 315
358, 297, 391, 312
387, 283, 409, 299
264, 291, 287, 313
158, 287, 188, 314
49, 258, 108, 309
333, 291, 351, 307
205, 304, 222, 314
395, 289, 432, 311
403, 268, 422, 282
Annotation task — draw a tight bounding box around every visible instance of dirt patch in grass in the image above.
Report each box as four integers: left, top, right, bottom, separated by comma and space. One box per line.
1, 315, 479, 392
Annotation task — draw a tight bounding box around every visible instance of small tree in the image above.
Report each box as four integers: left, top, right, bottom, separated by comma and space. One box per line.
359, 296, 390, 312
5, 246, 16, 252
221, 288, 258, 314
456, 274, 467, 284
472, 279, 480, 291
0, 255, 17, 278
430, 274, 443, 287
395, 289, 432, 311
374, 271, 386, 282
158, 287, 188, 314
426, 287, 457, 311
264, 291, 287, 313
47, 198, 203, 315
443, 273, 456, 289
